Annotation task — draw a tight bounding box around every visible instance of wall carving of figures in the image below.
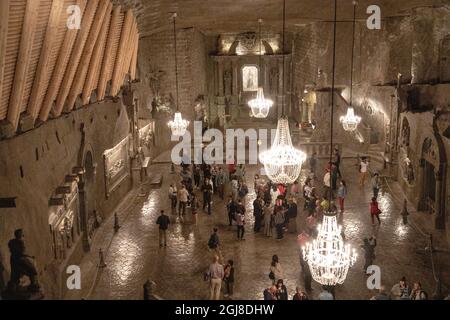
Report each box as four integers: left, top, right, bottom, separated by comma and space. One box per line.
401, 155, 415, 185
145, 65, 165, 98
48, 182, 80, 261
194, 95, 207, 121
139, 121, 156, 152
242, 65, 258, 92
151, 94, 175, 119
401, 118, 410, 147
422, 137, 438, 165
103, 136, 130, 198
218, 32, 280, 55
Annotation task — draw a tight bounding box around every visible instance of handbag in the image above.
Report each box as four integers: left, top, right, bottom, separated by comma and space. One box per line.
203, 271, 210, 282
269, 271, 275, 280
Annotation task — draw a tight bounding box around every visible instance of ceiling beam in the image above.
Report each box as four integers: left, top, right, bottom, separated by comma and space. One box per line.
82, 2, 113, 105
6, 0, 40, 131
65, 0, 110, 112
27, 0, 64, 122
0, 0, 10, 119
53, 0, 100, 117
97, 5, 122, 101
39, 0, 88, 122
110, 9, 134, 97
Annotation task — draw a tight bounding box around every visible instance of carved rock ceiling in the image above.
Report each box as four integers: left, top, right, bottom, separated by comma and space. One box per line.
113, 0, 446, 37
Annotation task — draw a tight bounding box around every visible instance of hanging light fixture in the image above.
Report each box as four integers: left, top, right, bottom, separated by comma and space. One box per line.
168, 13, 189, 137
303, 0, 357, 287
259, 0, 306, 184
248, 19, 273, 118
340, 1, 361, 132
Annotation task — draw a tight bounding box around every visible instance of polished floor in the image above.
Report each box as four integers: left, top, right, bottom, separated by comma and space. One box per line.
66, 159, 450, 300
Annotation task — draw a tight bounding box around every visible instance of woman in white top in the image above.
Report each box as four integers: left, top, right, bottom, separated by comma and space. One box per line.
359, 158, 369, 187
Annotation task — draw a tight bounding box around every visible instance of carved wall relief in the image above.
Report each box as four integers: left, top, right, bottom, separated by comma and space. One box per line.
103, 136, 130, 198
401, 118, 410, 147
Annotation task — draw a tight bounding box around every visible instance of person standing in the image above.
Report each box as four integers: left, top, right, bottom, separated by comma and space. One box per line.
193, 165, 201, 189
168, 184, 177, 213
391, 277, 411, 300
231, 176, 239, 202
269, 255, 284, 284
223, 260, 235, 299
263, 203, 273, 237
253, 196, 263, 233
274, 207, 285, 240
309, 152, 317, 176
337, 180, 347, 213
276, 279, 288, 300
236, 210, 245, 240
190, 193, 199, 224
333, 147, 342, 179
410, 282, 428, 300
215, 167, 226, 200
293, 288, 309, 300
178, 185, 189, 218
208, 255, 224, 300
370, 197, 382, 225
226, 195, 237, 226
371, 172, 381, 198
208, 228, 221, 260
156, 210, 170, 247
263, 285, 278, 300
361, 236, 377, 273
323, 169, 331, 199
202, 178, 213, 215
359, 157, 369, 187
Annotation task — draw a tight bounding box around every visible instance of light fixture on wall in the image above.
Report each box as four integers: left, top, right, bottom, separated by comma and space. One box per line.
168, 13, 189, 137
340, 1, 361, 132
303, 0, 357, 287
259, 0, 306, 184
248, 19, 273, 118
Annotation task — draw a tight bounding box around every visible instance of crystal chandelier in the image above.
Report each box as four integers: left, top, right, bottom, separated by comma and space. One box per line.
167, 13, 189, 137
302, 211, 357, 286
340, 107, 361, 132
259, 117, 306, 184
341, 1, 361, 133
168, 112, 189, 136
248, 19, 273, 118
259, 1, 305, 184
248, 87, 273, 118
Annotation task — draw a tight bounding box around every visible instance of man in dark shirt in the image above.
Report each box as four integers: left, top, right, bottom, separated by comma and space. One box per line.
156, 210, 170, 247
227, 196, 237, 226
253, 196, 263, 232
202, 179, 213, 215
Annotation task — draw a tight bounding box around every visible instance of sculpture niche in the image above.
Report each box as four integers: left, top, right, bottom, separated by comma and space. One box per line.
2, 229, 43, 300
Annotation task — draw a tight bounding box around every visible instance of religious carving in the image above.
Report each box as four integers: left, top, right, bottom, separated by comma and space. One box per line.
269, 67, 278, 94
401, 118, 410, 147
194, 95, 207, 121
103, 136, 130, 198
422, 137, 437, 164
242, 66, 258, 91
145, 65, 165, 98
48, 181, 80, 261
224, 70, 232, 96
139, 121, 156, 150
402, 158, 415, 185
237, 32, 257, 52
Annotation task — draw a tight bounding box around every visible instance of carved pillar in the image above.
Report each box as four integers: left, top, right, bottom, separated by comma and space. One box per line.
232, 58, 238, 97
417, 158, 427, 211
218, 58, 224, 97
435, 167, 446, 229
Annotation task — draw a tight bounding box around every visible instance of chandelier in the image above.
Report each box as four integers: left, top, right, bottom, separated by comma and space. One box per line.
302, 0, 357, 287
168, 112, 189, 137
248, 87, 273, 118
167, 13, 189, 137
259, 117, 306, 184
341, 1, 361, 133
248, 19, 273, 118
302, 211, 357, 286
340, 107, 361, 132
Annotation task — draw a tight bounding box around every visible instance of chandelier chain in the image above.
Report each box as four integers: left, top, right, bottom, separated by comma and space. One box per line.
329, 0, 337, 203
173, 14, 179, 112
350, 1, 357, 106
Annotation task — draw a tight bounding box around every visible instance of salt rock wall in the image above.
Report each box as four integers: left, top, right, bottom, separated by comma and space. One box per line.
0, 99, 132, 298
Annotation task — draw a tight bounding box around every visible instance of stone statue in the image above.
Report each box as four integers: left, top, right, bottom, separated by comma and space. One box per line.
146, 65, 165, 98
2, 229, 42, 299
